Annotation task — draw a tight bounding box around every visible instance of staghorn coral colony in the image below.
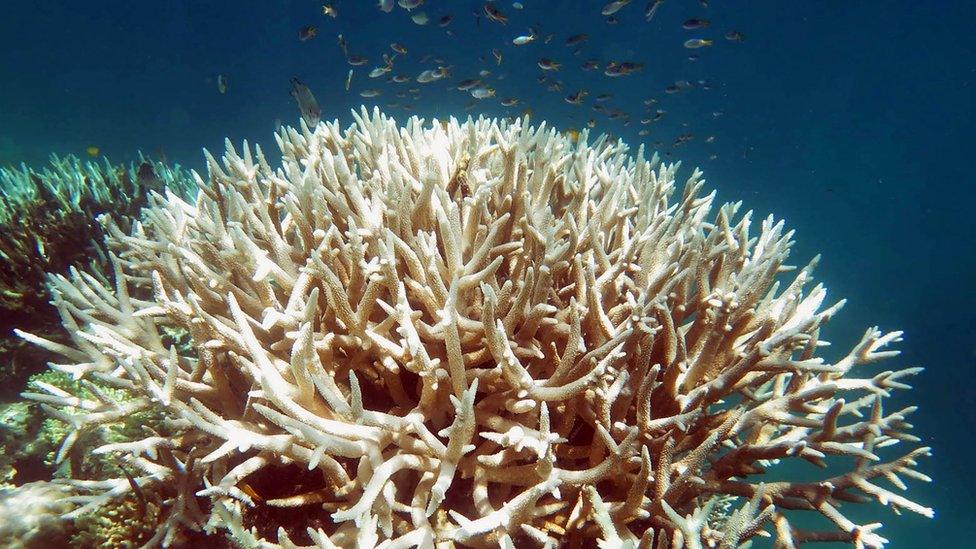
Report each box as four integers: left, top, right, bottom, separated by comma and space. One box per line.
16, 109, 931, 547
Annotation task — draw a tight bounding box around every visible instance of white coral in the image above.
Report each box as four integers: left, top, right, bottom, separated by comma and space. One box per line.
20, 108, 930, 548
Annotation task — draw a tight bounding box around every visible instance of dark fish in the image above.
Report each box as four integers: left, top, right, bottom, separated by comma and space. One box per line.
582, 59, 600, 71
484, 4, 508, 24
565, 90, 588, 105
347, 55, 369, 66
682, 18, 709, 30
725, 30, 745, 42
566, 33, 589, 46
439, 14, 454, 26
457, 79, 482, 90
298, 25, 317, 41
290, 77, 321, 127
595, 93, 613, 102
538, 58, 561, 71
337, 34, 348, 56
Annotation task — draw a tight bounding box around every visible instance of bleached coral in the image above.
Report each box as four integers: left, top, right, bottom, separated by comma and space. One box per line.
20, 108, 931, 547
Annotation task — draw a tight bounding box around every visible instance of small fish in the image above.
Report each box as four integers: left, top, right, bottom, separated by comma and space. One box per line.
683, 38, 713, 49
398, 0, 423, 9
457, 79, 482, 90
664, 85, 680, 94
391, 42, 408, 54
492, 48, 503, 65
216, 74, 228, 94
86, 146, 100, 157
725, 30, 744, 42
471, 87, 495, 99
538, 58, 561, 71
638, 129, 649, 136
586, 119, 596, 128
337, 34, 348, 56
705, 135, 715, 143
512, 33, 535, 45
644, 0, 663, 22
595, 93, 612, 102
513, 2, 524, 8
566, 33, 589, 46
565, 90, 588, 105
604, 61, 642, 77
500, 97, 520, 106
378, 0, 394, 13
369, 66, 391, 78
345, 69, 353, 91
299, 25, 317, 41
412, 12, 429, 25
601, 0, 631, 16
417, 68, 449, 83
606, 16, 619, 24
544, 33, 555, 43
360, 89, 381, 97
581, 60, 600, 71
391, 74, 410, 83
290, 77, 321, 127
322, 4, 338, 18
347, 55, 369, 65
438, 14, 454, 26
682, 18, 709, 29
478, 69, 492, 77
687, 54, 700, 62
484, 4, 508, 24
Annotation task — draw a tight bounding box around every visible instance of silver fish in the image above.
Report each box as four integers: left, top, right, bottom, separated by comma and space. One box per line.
470, 87, 495, 99
290, 77, 321, 127
602, 0, 631, 16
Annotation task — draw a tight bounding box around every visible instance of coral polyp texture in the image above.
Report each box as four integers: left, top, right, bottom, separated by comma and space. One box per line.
20, 109, 931, 548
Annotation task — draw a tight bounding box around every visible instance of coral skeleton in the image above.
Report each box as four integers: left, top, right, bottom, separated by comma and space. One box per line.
19, 108, 931, 547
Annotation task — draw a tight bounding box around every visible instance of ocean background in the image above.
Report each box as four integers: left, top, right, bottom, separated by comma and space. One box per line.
0, 1, 972, 546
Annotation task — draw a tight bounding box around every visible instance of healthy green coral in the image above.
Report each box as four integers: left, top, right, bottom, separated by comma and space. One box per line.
0, 154, 194, 397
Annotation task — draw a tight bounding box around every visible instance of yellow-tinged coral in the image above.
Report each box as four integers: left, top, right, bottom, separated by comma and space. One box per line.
19, 108, 931, 548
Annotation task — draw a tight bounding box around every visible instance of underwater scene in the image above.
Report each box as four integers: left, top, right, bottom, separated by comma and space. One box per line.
0, 1, 972, 547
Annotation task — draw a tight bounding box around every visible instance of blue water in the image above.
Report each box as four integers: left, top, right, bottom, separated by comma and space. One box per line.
1, 1, 972, 546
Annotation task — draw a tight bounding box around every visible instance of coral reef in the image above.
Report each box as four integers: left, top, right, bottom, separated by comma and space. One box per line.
19, 109, 931, 547
0, 154, 193, 397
